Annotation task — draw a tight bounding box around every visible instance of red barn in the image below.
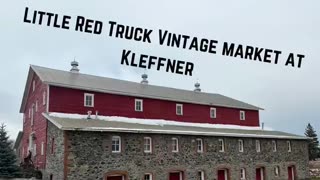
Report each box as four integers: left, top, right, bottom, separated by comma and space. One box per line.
17, 62, 309, 180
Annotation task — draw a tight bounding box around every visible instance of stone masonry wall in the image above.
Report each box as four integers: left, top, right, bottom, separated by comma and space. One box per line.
64, 131, 309, 180
44, 122, 65, 180
45, 122, 310, 180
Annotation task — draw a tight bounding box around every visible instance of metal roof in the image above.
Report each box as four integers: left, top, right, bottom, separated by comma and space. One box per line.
20, 65, 262, 113
43, 113, 306, 140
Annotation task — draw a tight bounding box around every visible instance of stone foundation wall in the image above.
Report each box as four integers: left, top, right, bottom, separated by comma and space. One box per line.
45, 123, 310, 180
44, 122, 65, 180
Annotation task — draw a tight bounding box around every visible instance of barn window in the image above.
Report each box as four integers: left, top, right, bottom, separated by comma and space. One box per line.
28, 133, 34, 153
32, 80, 35, 92
287, 141, 291, 152
144, 173, 152, 180
210, 108, 216, 119
172, 138, 179, 152
43, 91, 46, 105
239, 139, 244, 152
274, 166, 280, 177
240, 111, 245, 120
135, 99, 143, 112
84, 93, 94, 107
218, 139, 224, 152
41, 142, 44, 155
144, 137, 152, 153
112, 136, 121, 153
35, 100, 38, 112
240, 168, 246, 180
31, 104, 34, 126
176, 104, 183, 115
196, 138, 203, 153
197, 171, 205, 180
272, 140, 277, 152
51, 137, 54, 154
33, 143, 37, 156
256, 140, 261, 152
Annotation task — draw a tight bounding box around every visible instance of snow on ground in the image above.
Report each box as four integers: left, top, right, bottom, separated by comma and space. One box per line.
49, 112, 273, 131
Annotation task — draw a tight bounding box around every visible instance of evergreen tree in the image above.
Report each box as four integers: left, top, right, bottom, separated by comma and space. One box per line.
305, 123, 320, 161
0, 123, 20, 178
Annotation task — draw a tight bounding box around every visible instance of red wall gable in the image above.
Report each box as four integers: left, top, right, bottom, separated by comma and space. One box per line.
21, 73, 47, 169
49, 86, 260, 127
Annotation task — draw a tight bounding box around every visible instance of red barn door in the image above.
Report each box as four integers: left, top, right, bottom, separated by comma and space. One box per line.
169, 172, 181, 180
256, 168, 264, 180
107, 176, 123, 180
288, 166, 295, 180
217, 170, 227, 180
256, 168, 261, 180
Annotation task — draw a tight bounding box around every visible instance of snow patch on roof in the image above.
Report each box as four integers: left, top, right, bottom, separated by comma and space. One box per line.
83, 127, 298, 139
48, 112, 273, 131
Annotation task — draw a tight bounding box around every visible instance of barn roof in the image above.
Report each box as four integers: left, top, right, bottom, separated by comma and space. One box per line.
43, 113, 307, 140
20, 65, 262, 112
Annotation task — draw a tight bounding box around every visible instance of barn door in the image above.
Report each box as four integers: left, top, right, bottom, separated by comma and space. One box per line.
217, 169, 227, 180
256, 168, 264, 180
288, 166, 295, 180
169, 172, 182, 180
256, 168, 261, 180
106, 175, 123, 180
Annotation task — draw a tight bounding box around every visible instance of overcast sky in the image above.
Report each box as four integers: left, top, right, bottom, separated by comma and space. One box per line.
0, 0, 319, 139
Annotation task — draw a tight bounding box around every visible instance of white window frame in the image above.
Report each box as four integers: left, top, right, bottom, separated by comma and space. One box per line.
33, 143, 37, 156
172, 138, 179, 152
144, 137, 152, 153
144, 173, 153, 180
218, 139, 224, 152
196, 138, 203, 153
256, 140, 261, 152
84, 93, 94, 107
272, 140, 277, 152
43, 91, 46, 105
28, 133, 34, 153
239, 139, 244, 152
111, 136, 121, 153
287, 141, 292, 152
274, 166, 280, 177
32, 80, 35, 92
31, 104, 34, 126
240, 111, 245, 120
198, 171, 205, 180
240, 168, 246, 180
28, 108, 31, 118
35, 100, 38, 112
135, 99, 143, 112
210, 107, 216, 119
176, 104, 183, 115
41, 141, 44, 155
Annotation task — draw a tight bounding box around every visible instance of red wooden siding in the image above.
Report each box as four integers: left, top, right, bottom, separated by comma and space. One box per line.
49, 86, 260, 126
21, 73, 48, 169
